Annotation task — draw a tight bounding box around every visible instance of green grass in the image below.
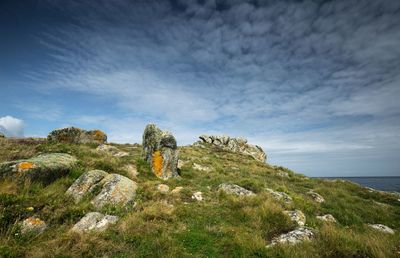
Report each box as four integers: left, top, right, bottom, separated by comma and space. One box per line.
0, 138, 399, 257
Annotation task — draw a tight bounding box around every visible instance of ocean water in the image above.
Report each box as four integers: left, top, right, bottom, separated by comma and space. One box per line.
321, 177, 400, 192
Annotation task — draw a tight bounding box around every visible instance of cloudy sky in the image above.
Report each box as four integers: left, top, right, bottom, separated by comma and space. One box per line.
1, 0, 400, 177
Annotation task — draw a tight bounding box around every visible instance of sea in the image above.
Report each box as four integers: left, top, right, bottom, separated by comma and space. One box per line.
319, 177, 400, 192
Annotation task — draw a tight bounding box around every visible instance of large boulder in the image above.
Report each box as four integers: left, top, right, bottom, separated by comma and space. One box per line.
142, 124, 179, 179
47, 127, 107, 144
197, 135, 266, 162
66, 170, 137, 209
0, 153, 77, 184
71, 212, 119, 233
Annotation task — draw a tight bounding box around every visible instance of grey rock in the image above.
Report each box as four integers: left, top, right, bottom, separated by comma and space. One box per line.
47, 127, 107, 144
266, 188, 292, 203
283, 210, 306, 226
96, 144, 128, 157
192, 191, 203, 201
66, 170, 108, 203
157, 184, 170, 194
316, 214, 337, 223
307, 190, 325, 203
368, 224, 395, 234
21, 217, 47, 235
218, 183, 255, 196
267, 227, 314, 247
142, 124, 179, 179
198, 135, 266, 162
0, 153, 77, 184
71, 212, 119, 233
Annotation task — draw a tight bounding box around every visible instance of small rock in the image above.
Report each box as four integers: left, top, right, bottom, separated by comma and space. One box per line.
0, 153, 77, 184
218, 183, 255, 196
171, 186, 183, 194
21, 217, 47, 235
283, 210, 306, 226
123, 164, 138, 178
142, 124, 179, 179
316, 214, 337, 223
157, 184, 170, 194
71, 212, 119, 233
48, 127, 107, 144
192, 191, 203, 201
307, 190, 325, 203
277, 171, 289, 178
96, 144, 128, 157
368, 224, 395, 234
267, 227, 314, 247
266, 188, 292, 203
193, 163, 211, 172
66, 170, 108, 203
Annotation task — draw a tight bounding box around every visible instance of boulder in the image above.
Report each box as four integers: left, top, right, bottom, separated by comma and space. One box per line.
96, 144, 128, 157
71, 212, 119, 233
266, 188, 292, 203
283, 210, 306, 226
197, 135, 266, 162
157, 184, 170, 194
307, 190, 325, 203
142, 124, 179, 179
21, 217, 47, 235
47, 127, 107, 144
368, 224, 395, 234
192, 191, 203, 201
0, 153, 77, 184
218, 183, 255, 196
316, 214, 337, 223
267, 227, 314, 247
66, 170, 137, 209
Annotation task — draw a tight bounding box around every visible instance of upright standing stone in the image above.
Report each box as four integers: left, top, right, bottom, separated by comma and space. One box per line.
142, 124, 179, 179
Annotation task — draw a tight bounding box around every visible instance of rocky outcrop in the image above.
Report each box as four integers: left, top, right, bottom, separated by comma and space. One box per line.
0, 153, 77, 184
266, 188, 292, 203
307, 190, 325, 203
47, 127, 107, 144
197, 135, 266, 163
218, 183, 255, 196
20, 217, 47, 235
368, 224, 395, 234
267, 227, 314, 247
71, 212, 119, 233
142, 124, 179, 179
66, 170, 137, 209
96, 144, 128, 157
316, 214, 337, 223
283, 210, 306, 226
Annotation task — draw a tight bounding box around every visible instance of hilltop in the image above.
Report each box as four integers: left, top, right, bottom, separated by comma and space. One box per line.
0, 127, 399, 257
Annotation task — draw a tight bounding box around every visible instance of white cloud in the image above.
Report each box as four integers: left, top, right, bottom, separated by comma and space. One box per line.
0, 116, 24, 137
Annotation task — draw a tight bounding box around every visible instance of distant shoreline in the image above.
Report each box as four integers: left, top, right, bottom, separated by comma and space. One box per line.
314, 176, 400, 192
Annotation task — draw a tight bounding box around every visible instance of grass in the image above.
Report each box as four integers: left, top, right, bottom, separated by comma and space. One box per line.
0, 137, 399, 257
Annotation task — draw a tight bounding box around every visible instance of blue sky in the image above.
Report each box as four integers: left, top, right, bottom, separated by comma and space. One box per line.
1, 0, 400, 177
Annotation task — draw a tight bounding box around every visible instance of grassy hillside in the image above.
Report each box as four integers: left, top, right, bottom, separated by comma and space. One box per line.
0, 138, 399, 257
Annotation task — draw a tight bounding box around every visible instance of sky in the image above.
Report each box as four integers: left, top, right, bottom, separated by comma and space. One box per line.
1, 0, 400, 177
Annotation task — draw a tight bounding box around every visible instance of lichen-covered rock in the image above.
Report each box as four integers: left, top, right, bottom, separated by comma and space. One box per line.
192, 191, 203, 201
316, 214, 337, 223
266, 188, 292, 203
71, 212, 119, 233
142, 124, 179, 179
368, 224, 395, 234
307, 190, 325, 203
267, 227, 314, 247
66, 170, 108, 203
0, 153, 77, 184
283, 210, 306, 226
218, 183, 255, 196
96, 144, 128, 157
66, 170, 137, 209
91, 174, 137, 208
47, 127, 107, 144
21, 217, 47, 235
157, 184, 170, 194
197, 135, 266, 162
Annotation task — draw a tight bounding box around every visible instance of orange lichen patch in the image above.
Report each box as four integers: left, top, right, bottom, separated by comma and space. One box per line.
26, 217, 45, 225
92, 130, 105, 139
17, 162, 36, 171
152, 150, 163, 177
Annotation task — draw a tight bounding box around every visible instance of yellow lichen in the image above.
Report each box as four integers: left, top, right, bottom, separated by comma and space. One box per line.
17, 162, 35, 171
26, 217, 44, 225
152, 150, 163, 177
93, 130, 105, 139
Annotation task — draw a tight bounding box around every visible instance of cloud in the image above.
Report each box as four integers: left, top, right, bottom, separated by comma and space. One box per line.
0, 116, 24, 137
